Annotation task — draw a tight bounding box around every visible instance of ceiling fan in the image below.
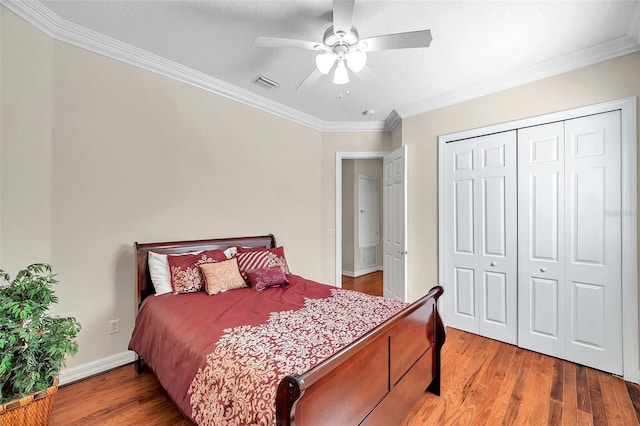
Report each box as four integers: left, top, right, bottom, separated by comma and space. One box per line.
255, 0, 432, 88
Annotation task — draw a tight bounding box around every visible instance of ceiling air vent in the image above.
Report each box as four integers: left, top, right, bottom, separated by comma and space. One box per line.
253, 74, 280, 89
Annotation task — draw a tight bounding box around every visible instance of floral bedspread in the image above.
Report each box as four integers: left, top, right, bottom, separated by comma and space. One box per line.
129, 275, 407, 426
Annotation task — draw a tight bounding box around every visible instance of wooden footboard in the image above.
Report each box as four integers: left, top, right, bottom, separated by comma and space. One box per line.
276, 285, 445, 426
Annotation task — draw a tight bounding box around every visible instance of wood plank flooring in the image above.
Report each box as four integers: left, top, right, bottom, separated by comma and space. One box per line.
51, 272, 640, 425
51, 364, 191, 425
401, 328, 640, 426
342, 271, 383, 296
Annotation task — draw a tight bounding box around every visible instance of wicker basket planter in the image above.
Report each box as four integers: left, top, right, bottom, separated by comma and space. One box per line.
0, 376, 59, 426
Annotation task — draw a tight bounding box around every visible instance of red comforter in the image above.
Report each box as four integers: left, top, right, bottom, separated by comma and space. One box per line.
128, 275, 407, 425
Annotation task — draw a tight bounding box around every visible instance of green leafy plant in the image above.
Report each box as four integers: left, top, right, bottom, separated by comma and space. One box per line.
0, 263, 81, 403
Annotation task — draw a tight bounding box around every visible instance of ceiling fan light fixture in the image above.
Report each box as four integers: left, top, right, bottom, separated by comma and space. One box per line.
316, 52, 336, 75
346, 49, 366, 72
333, 60, 350, 84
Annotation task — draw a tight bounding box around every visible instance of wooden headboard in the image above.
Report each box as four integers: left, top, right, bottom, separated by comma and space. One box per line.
134, 234, 276, 307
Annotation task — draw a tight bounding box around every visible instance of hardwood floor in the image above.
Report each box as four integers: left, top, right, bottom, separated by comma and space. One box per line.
52, 328, 640, 426
51, 364, 192, 425
341, 270, 383, 296
51, 328, 640, 425
402, 328, 640, 426
51, 272, 640, 425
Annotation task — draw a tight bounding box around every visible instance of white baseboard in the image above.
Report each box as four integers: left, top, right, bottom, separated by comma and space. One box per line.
59, 350, 137, 386
342, 266, 382, 278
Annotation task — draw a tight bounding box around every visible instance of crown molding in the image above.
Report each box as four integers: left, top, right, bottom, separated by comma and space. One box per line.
396, 35, 640, 120
319, 120, 388, 132
2, 0, 388, 132
4, 1, 640, 132
384, 110, 402, 131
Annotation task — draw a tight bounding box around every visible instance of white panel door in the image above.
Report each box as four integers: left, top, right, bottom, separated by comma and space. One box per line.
383, 146, 407, 301
444, 131, 517, 343
444, 140, 478, 332
477, 133, 518, 343
358, 175, 379, 247
518, 111, 622, 374
518, 122, 566, 357
564, 111, 622, 375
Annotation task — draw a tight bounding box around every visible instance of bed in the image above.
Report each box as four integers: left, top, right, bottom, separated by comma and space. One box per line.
129, 234, 444, 425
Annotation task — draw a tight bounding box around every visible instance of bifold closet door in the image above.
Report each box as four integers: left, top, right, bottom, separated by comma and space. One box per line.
518, 111, 622, 375
517, 122, 566, 358
444, 131, 517, 344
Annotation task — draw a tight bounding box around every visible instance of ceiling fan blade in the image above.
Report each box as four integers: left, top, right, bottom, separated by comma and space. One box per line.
255, 36, 322, 51
332, 0, 355, 34
297, 68, 323, 91
361, 30, 432, 51
353, 64, 384, 86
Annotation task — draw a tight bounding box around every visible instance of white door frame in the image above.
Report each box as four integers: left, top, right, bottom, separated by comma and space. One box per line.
335, 152, 388, 287
438, 96, 638, 383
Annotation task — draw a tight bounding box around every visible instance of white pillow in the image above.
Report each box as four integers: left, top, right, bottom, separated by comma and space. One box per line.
148, 250, 202, 295
224, 246, 237, 259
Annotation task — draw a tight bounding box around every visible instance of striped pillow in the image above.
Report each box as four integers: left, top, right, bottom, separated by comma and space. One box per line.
235, 246, 290, 280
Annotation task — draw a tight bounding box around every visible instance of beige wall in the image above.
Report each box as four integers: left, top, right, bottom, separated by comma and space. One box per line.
341, 160, 355, 272
1, 8, 323, 368
1, 7, 53, 270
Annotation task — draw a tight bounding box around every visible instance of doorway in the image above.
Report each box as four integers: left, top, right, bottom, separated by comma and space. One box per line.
341, 161, 383, 279
335, 148, 408, 302
335, 152, 386, 291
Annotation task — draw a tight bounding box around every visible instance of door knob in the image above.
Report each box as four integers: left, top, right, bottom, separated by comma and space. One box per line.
398, 249, 408, 255
540, 267, 547, 272
490, 262, 496, 266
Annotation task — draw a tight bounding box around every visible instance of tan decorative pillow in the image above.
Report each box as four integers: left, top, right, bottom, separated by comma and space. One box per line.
200, 258, 247, 295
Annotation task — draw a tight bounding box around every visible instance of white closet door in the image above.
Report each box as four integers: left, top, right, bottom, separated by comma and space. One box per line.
518, 111, 622, 375
518, 122, 566, 357
445, 140, 478, 332
564, 111, 622, 375
444, 131, 517, 343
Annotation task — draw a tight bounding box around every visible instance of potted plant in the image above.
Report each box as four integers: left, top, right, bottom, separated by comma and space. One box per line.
0, 263, 81, 425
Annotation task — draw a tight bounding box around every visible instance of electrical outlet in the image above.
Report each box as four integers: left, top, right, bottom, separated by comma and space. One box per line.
109, 319, 120, 335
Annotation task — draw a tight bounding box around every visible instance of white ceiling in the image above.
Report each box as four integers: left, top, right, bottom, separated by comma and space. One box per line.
6, 0, 640, 130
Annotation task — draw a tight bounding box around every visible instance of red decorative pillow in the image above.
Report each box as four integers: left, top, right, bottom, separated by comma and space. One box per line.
235, 246, 290, 278
245, 267, 289, 291
168, 249, 227, 294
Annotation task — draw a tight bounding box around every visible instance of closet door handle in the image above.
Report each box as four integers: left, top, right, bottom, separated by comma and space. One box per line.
540, 267, 547, 272
490, 262, 496, 266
